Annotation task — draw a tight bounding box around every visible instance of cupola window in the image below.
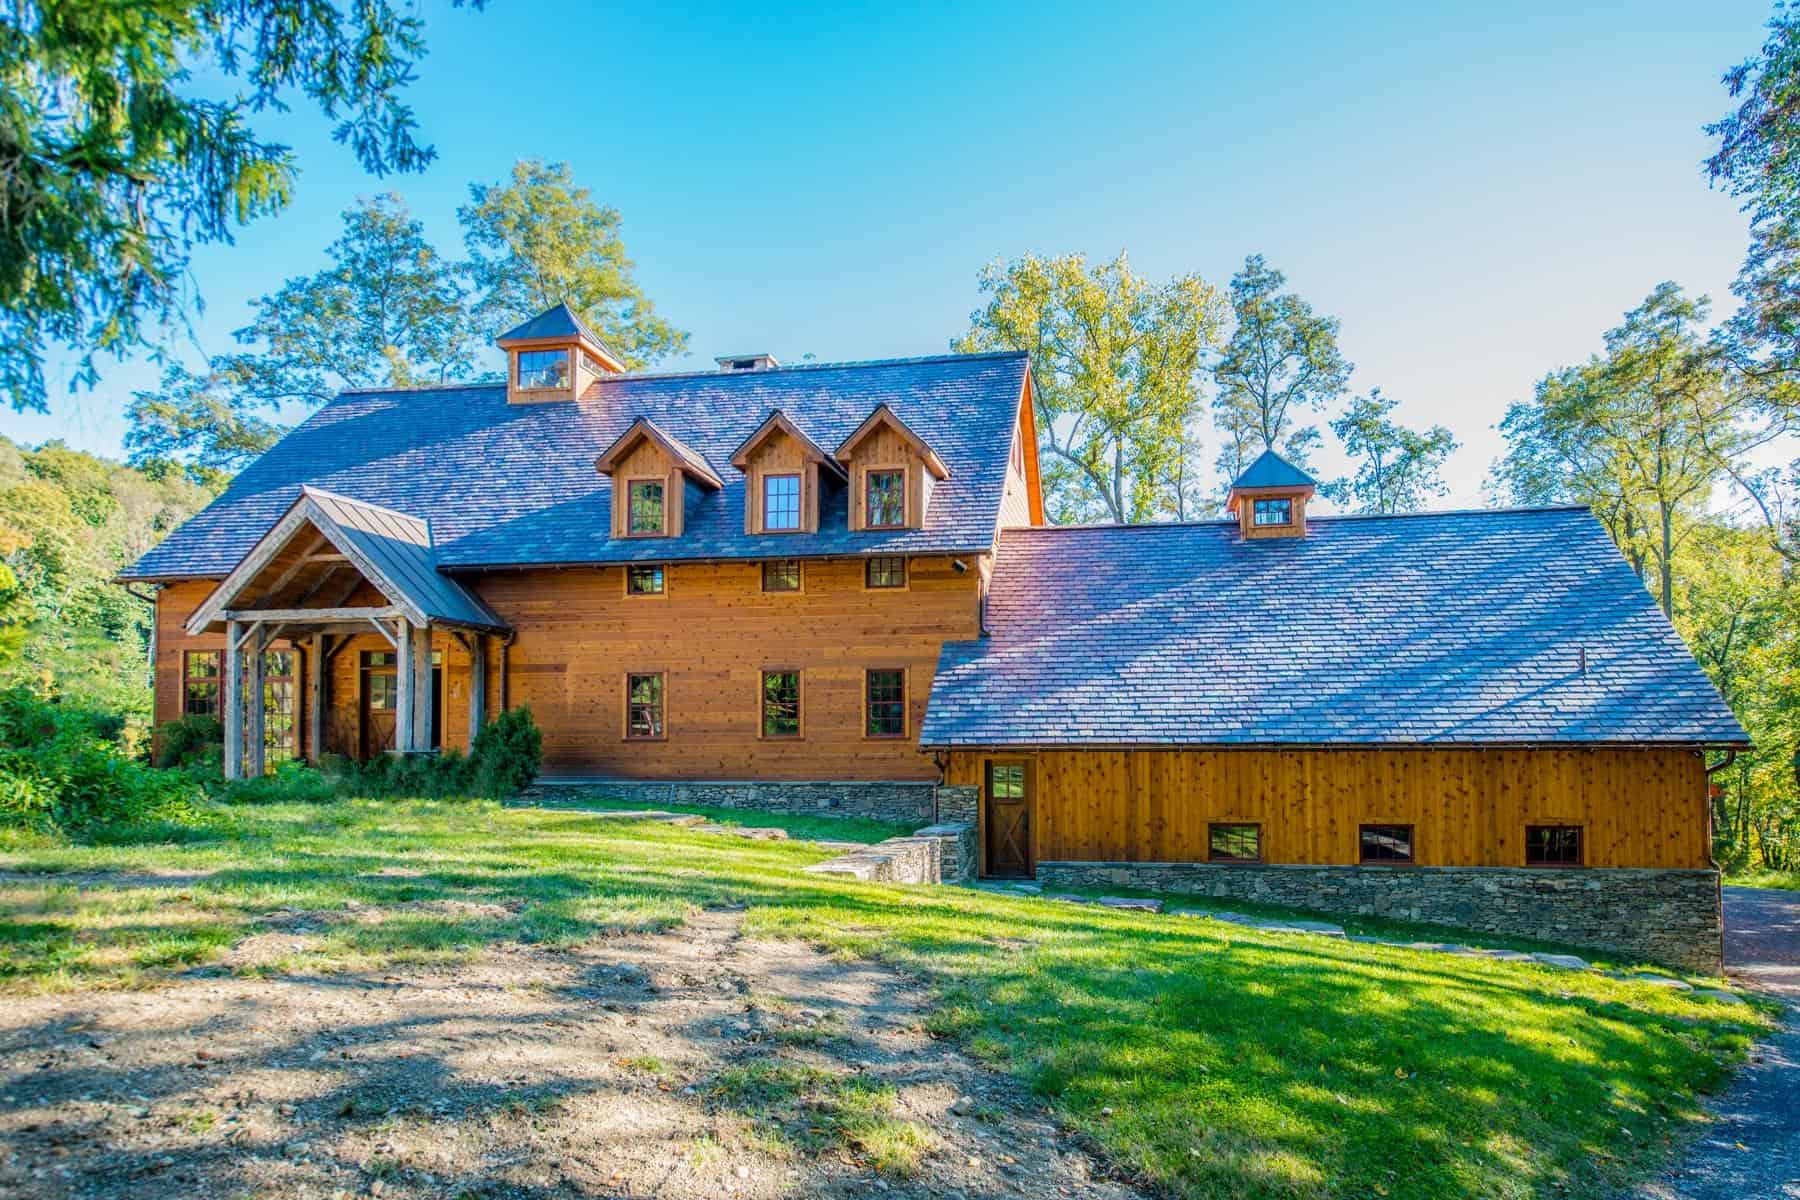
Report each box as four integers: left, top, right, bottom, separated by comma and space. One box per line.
517, 349, 570, 390
1252, 498, 1293, 527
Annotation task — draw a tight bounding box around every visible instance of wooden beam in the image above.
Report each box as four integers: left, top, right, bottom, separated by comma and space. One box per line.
308, 632, 326, 765
410, 623, 433, 752
367, 618, 398, 647
222, 606, 402, 624
246, 628, 266, 778
253, 532, 329, 605
223, 620, 244, 781
467, 633, 487, 750
394, 619, 414, 755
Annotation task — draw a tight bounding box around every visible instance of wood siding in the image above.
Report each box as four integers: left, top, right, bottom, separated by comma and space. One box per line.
944, 747, 1712, 871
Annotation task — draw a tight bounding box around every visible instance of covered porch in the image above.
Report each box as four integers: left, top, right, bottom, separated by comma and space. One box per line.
185, 487, 511, 780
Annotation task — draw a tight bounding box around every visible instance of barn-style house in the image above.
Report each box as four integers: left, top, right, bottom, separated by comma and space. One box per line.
122, 303, 1748, 969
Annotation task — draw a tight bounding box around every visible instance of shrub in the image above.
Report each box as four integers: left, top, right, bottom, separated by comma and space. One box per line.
152, 713, 222, 769
225, 760, 338, 805
467, 706, 542, 799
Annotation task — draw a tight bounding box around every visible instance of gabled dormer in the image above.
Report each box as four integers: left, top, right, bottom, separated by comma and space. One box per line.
595, 417, 724, 538
835, 404, 950, 532
1225, 449, 1316, 540
497, 301, 626, 404
730, 411, 847, 535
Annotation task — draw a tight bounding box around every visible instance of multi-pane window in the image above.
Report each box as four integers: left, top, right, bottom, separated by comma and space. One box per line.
183, 650, 221, 716
1525, 825, 1583, 867
1253, 498, 1293, 527
626, 564, 666, 595
865, 556, 906, 589
628, 480, 666, 535
763, 474, 802, 531
516, 349, 570, 389
626, 673, 665, 739
1359, 824, 1414, 864
866, 470, 905, 528
261, 650, 297, 765
579, 349, 611, 377
762, 559, 801, 592
761, 670, 801, 737
1208, 823, 1262, 863
865, 669, 905, 738
365, 652, 398, 713
988, 761, 1024, 800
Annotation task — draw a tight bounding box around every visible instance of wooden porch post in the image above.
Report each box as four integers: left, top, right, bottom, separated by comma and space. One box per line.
223, 620, 244, 781
308, 632, 326, 763
246, 630, 266, 777
394, 619, 414, 755
410, 622, 433, 751
467, 634, 486, 751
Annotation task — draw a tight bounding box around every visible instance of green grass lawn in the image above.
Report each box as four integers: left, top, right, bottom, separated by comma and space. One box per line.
0, 799, 1774, 1200
1725, 868, 1800, 891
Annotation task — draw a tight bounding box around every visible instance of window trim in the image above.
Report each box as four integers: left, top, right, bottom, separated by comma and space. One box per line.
623, 562, 668, 598
260, 648, 298, 765
1252, 497, 1294, 528
761, 471, 804, 534
759, 669, 803, 739
624, 476, 668, 537
623, 671, 667, 742
1524, 824, 1585, 868
182, 649, 222, 718
1358, 823, 1416, 866
864, 466, 908, 530
862, 667, 908, 740
1207, 822, 1263, 864
761, 558, 803, 594
863, 555, 908, 590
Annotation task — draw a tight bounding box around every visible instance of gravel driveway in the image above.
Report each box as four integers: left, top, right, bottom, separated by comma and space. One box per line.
1640, 885, 1799, 1200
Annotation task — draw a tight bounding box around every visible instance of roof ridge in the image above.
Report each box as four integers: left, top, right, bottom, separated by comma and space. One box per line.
999, 504, 1593, 534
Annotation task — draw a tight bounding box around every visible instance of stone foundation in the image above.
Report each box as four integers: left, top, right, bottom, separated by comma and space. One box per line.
806, 823, 977, 886
1036, 861, 1723, 973
934, 785, 978, 824
530, 779, 939, 826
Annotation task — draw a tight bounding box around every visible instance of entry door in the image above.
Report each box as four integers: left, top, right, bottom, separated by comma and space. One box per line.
984, 761, 1032, 878
359, 651, 397, 760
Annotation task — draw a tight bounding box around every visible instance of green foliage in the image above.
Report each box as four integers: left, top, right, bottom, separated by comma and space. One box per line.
0, 684, 223, 840
1211, 255, 1352, 479
123, 364, 286, 488
0, 0, 482, 414
460, 160, 688, 368
151, 713, 222, 770
955, 251, 1228, 522
1320, 389, 1457, 514
225, 761, 337, 806
467, 707, 544, 798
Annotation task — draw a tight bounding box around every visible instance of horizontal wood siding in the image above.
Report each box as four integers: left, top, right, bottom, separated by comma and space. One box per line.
944, 747, 1711, 870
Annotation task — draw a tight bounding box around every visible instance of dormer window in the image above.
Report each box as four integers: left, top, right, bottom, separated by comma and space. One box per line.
517, 349, 570, 390
866, 470, 905, 529
763, 474, 802, 532
496, 301, 625, 404
628, 479, 666, 535
835, 404, 950, 533
595, 417, 724, 541
1252, 498, 1293, 528
731, 411, 844, 536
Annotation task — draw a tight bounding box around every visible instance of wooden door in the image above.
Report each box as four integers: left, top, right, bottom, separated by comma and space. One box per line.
984, 760, 1032, 878
359, 651, 397, 760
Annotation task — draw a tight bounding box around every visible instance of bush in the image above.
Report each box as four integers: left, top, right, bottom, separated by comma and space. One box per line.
152, 713, 222, 769
468, 706, 542, 798
225, 760, 338, 805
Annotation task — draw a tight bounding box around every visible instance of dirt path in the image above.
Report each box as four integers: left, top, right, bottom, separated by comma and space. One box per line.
1638, 886, 1799, 1200
0, 906, 1145, 1200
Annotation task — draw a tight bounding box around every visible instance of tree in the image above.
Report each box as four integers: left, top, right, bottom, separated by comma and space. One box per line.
1321, 389, 1457, 514
1, 0, 483, 414
1211, 255, 1352, 480
460, 161, 687, 368
124, 364, 285, 488
955, 252, 1227, 523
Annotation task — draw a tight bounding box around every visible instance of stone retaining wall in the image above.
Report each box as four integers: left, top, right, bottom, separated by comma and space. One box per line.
1037, 861, 1723, 972
805, 823, 977, 886
530, 780, 939, 826
934, 786, 978, 824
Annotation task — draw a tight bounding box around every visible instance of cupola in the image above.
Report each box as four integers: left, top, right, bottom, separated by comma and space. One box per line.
496, 301, 626, 404
1224, 449, 1315, 539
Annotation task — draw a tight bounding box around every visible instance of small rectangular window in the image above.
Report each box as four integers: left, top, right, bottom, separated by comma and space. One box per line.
579, 349, 611, 377
761, 559, 801, 592
627, 479, 665, 535
865, 669, 905, 738
1359, 824, 1414, 864
988, 761, 1024, 799
516, 349, 570, 389
1526, 825, 1583, 867
1208, 823, 1262, 863
763, 473, 802, 532
625, 673, 665, 739
626, 564, 665, 595
866, 469, 905, 528
1253, 497, 1293, 527
761, 670, 801, 738
865, 555, 906, 589
183, 650, 221, 717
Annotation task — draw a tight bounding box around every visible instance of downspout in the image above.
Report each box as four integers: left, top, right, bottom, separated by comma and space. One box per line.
498, 630, 517, 712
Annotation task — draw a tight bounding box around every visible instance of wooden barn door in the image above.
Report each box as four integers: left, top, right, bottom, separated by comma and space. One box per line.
359, 651, 398, 760
984, 760, 1032, 878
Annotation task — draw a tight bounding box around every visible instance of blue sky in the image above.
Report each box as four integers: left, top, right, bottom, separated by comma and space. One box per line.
8, 0, 1776, 508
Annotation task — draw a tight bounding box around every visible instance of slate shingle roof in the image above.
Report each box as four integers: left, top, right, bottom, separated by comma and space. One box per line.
123, 352, 1029, 580
920, 509, 1749, 747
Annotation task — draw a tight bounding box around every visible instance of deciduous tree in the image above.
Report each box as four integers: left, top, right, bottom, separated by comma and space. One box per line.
1321, 389, 1456, 514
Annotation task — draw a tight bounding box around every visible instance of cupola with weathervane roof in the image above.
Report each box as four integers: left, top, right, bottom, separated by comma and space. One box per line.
1224, 448, 1316, 539
496, 301, 626, 404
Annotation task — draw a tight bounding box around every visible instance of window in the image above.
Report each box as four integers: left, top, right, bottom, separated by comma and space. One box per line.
1359, 824, 1414, 864
865, 669, 905, 738
1526, 825, 1583, 867
516, 349, 570, 389
865, 555, 906, 589
628, 480, 666, 535
761, 670, 801, 737
261, 650, 297, 765
866, 469, 905, 528
988, 761, 1024, 800
763, 473, 802, 532
626, 564, 666, 595
1253, 498, 1293, 527
183, 650, 221, 716
364, 651, 398, 713
579, 349, 611, 377
762, 559, 801, 592
1208, 823, 1262, 863
625, 673, 665, 739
